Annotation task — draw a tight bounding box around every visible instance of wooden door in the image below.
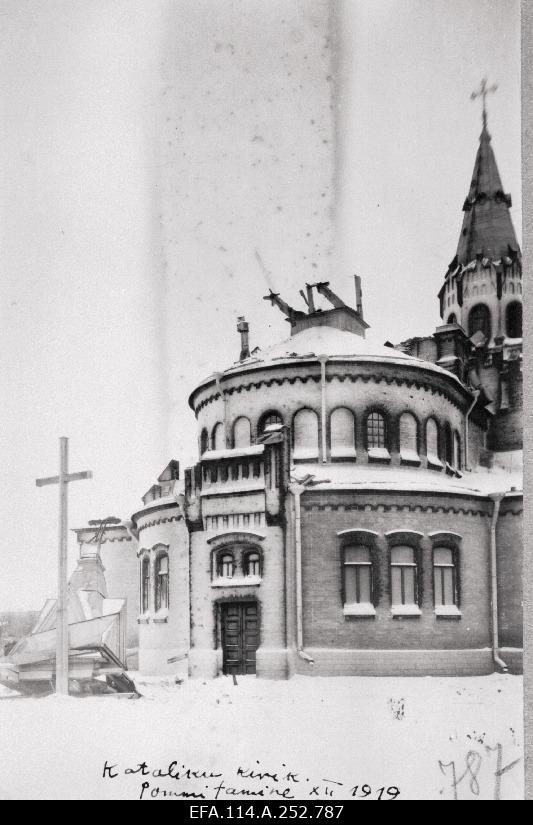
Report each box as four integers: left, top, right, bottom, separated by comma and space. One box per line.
221, 602, 259, 675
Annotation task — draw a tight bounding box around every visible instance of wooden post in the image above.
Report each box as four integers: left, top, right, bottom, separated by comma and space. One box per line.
56, 437, 69, 695
36, 437, 92, 695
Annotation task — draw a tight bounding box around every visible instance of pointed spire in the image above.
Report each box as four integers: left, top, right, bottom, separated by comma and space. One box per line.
455, 83, 520, 265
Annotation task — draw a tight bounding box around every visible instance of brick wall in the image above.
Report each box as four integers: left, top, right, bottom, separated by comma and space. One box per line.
299, 489, 493, 654
496, 496, 523, 648
489, 408, 522, 451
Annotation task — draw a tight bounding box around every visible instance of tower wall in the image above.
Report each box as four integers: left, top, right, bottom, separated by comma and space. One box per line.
135, 504, 190, 677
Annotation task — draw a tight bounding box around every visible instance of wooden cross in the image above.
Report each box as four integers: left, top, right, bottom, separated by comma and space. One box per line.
36, 437, 92, 694
471, 77, 498, 129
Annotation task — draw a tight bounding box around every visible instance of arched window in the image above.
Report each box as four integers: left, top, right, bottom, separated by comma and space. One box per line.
293, 408, 319, 461
426, 417, 441, 467
453, 431, 462, 471
444, 423, 453, 466
259, 411, 283, 435
244, 551, 261, 577
200, 428, 209, 455
468, 304, 491, 340
330, 408, 356, 459
366, 411, 386, 449
212, 422, 225, 451
233, 417, 251, 448
344, 545, 373, 605
217, 552, 235, 578
506, 301, 522, 338
155, 552, 169, 611
391, 546, 417, 607
141, 556, 150, 613
447, 313, 457, 325
433, 547, 457, 607
399, 412, 419, 463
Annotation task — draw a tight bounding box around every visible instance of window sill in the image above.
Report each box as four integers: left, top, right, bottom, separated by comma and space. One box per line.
212, 576, 261, 588
367, 447, 391, 463
153, 616, 169, 624
343, 603, 376, 617
137, 615, 150, 625
400, 450, 421, 467
293, 450, 320, 462
427, 455, 443, 471
391, 605, 421, 618
331, 449, 357, 461
435, 606, 462, 619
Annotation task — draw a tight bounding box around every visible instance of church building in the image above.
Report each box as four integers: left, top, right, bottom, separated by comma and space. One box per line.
76, 103, 523, 680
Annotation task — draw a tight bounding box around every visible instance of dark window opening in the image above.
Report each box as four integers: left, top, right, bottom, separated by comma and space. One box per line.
506, 301, 522, 338
141, 558, 150, 613
433, 547, 457, 607
468, 304, 491, 340
344, 545, 373, 604
155, 553, 169, 611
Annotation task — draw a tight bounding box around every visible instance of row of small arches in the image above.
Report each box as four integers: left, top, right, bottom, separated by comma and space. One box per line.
201, 409, 462, 468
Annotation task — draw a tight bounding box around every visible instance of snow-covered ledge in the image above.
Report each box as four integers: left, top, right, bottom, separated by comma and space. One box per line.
427, 453, 443, 470
212, 576, 261, 588
400, 449, 421, 466
435, 605, 462, 619
343, 603, 376, 617
153, 608, 169, 624
368, 447, 391, 463
331, 447, 357, 461
391, 604, 422, 617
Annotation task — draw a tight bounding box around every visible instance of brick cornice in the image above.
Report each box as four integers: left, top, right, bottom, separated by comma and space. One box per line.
191, 362, 476, 416
302, 502, 488, 516
136, 514, 182, 534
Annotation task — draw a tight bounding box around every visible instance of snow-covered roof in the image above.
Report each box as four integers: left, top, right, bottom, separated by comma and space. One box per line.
190, 326, 468, 404
202, 445, 264, 461
292, 462, 522, 498
233, 326, 414, 366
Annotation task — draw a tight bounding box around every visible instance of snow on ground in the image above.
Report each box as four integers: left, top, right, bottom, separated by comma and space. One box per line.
0, 674, 523, 801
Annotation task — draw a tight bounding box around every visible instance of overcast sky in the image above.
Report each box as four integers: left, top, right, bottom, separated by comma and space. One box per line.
0, 0, 521, 610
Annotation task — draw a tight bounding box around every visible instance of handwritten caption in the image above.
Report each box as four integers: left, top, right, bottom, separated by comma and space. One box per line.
102, 760, 400, 801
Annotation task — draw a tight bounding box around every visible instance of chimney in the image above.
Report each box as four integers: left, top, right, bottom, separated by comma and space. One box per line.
354, 275, 364, 318
237, 316, 250, 360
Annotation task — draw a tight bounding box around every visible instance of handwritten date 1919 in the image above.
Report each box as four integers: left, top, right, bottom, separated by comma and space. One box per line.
350, 786, 400, 800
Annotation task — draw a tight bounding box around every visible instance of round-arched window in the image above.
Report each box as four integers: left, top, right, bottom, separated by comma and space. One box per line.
468, 304, 491, 340
293, 409, 319, 460
426, 417, 440, 462
200, 428, 209, 455
218, 552, 234, 578
259, 412, 283, 435
212, 422, 225, 451
330, 408, 356, 459
233, 417, 252, 448
506, 301, 522, 338
244, 551, 261, 577
155, 552, 169, 611
447, 313, 457, 325
399, 412, 418, 454
366, 411, 386, 449
141, 556, 150, 613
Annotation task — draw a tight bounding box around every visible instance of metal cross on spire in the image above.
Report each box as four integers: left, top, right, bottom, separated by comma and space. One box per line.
471, 77, 498, 130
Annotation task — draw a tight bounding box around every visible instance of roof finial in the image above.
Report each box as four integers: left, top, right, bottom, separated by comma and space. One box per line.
471, 77, 498, 131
